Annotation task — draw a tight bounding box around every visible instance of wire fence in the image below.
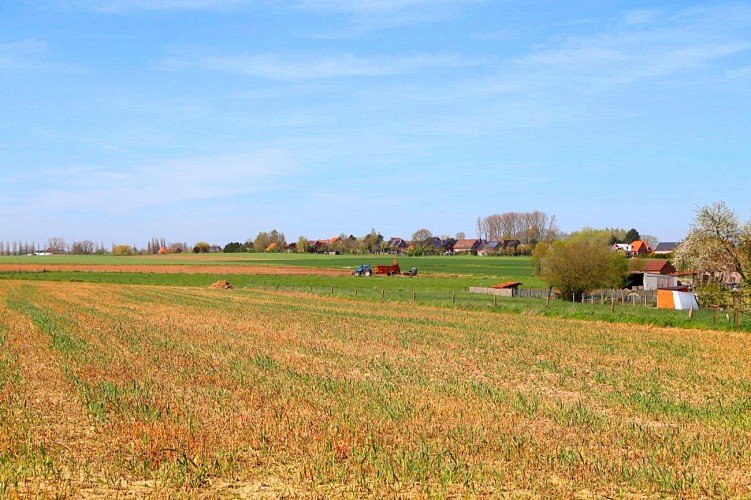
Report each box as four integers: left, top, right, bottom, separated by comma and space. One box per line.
2, 271, 749, 331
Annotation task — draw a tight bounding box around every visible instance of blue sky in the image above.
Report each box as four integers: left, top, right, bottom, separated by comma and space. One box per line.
2, 1, 750, 246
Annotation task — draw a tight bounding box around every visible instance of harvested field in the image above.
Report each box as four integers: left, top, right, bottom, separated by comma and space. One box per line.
1, 280, 750, 497
0, 263, 350, 277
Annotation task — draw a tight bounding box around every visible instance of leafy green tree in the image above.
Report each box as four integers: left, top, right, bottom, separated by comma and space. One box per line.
223, 242, 244, 253
112, 244, 133, 256
624, 228, 640, 244
567, 227, 626, 247
539, 240, 628, 300
362, 229, 383, 254
296, 236, 309, 253
193, 241, 210, 253
253, 230, 285, 252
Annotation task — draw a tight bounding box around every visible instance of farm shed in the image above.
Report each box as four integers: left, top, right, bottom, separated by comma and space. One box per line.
643, 273, 677, 290
642, 259, 677, 275
470, 281, 522, 297
493, 281, 522, 296
657, 288, 699, 310
629, 259, 678, 290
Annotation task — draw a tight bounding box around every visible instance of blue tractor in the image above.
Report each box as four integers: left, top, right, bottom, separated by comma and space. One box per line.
352, 264, 373, 277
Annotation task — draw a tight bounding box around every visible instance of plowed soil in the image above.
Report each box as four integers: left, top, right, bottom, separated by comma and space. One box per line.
0, 263, 350, 276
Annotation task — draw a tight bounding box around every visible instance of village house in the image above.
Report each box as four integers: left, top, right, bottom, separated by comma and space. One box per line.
630, 240, 652, 256
386, 237, 409, 255
613, 243, 632, 256
477, 241, 500, 256
310, 236, 342, 253
653, 242, 679, 256
452, 239, 481, 255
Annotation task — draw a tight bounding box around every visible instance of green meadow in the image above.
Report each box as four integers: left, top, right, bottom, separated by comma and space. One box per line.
1, 254, 748, 333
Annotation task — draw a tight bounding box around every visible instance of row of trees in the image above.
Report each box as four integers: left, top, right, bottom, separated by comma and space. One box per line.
0, 238, 110, 256
476, 211, 560, 244
0, 241, 40, 256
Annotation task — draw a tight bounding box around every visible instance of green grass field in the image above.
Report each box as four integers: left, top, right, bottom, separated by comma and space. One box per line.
0, 253, 539, 281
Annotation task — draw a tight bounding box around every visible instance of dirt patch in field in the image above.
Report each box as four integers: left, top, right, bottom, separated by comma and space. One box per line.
0, 263, 350, 277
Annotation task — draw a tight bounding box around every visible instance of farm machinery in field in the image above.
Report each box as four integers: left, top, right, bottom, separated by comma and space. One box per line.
352, 261, 417, 277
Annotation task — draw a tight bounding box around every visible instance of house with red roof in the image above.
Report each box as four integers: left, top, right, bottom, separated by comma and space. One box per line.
452, 239, 481, 255
630, 240, 652, 255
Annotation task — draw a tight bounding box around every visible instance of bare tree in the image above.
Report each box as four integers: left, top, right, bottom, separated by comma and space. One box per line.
411, 228, 433, 245
71, 240, 95, 255
477, 211, 560, 243
47, 237, 66, 254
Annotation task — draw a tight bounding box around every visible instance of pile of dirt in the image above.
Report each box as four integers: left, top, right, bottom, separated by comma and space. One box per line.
209, 280, 234, 290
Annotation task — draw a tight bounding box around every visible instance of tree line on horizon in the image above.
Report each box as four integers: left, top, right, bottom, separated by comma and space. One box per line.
0, 210, 662, 257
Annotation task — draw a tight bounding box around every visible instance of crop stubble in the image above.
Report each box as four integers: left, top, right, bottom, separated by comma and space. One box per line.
0, 280, 750, 497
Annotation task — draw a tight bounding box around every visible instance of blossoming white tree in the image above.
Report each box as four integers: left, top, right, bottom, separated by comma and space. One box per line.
674, 201, 751, 310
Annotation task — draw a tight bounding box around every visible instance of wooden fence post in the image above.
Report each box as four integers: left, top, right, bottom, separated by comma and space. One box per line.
712, 306, 716, 327
736, 309, 740, 331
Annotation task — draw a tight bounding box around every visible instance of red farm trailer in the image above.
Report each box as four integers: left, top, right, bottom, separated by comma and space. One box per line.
374, 260, 401, 276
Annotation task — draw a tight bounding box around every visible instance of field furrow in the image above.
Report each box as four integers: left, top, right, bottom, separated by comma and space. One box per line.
1, 280, 750, 497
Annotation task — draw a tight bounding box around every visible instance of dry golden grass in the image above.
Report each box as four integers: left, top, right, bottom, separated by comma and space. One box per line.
1, 280, 750, 497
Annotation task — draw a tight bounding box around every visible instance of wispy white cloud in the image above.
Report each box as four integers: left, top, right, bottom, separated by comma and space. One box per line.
294, 0, 476, 15
621, 8, 662, 26
726, 65, 751, 79
0, 39, 81, 72
59, 0, 248, 12
6, 151, 298, 216
295, 0, 483, 36
161, 52, 475, 80
436, 5, 751, 128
